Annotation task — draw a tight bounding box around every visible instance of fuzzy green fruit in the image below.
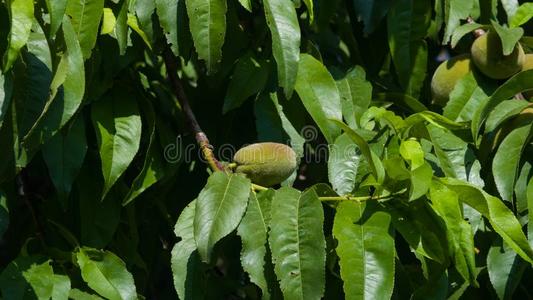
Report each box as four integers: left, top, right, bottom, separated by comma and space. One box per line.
431, 54, 472, 106
471, 31, 525, 79
522, 54, 533, 99
233, 142, 297, 186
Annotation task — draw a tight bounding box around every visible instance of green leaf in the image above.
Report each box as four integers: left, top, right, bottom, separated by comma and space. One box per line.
474, 69, 533, 138
442, 0, 475, 44
269, 92, 305, 185
194, 172, 251, 262
91, 90, 142, 199
485, 99, 529, 133
0, 256, 46, 299
123, 99, 166, 205
387, 0, 430, 97
237, 0, 252, 12
101, 8, 116, 35
328, 134, 360, 195
69, 289, 105, 300
335, 66, 372, 129
66, 0, 105, 60
171, 200, 206, 300
45, 0, 67, 37
333, 201, 395, 300
492, 124, 533, 202
22, 260, 71, 300
487, 241, 527, 300
295, 54, 342, 144
450, 22, 486, 48
263, 0, 300, 97
3, 0, 34, 71
115, 0, 129, 55
23, 16, 86, 151
223, 54, 269, 114
426, 125, 470, 181
501, 0, 519, 19
510, 3, 533, 28
135, 0, 155, 45
331, 120, 385, 184
302, 0, 314, 23
491, 20, 524, 56
269, 187, 326, 299
185, 0, 227, 74
441, 178, 533, 264
430, 181, 477, 285
237, 190, 275, 299
77, 247, 137, 300
42, 116, 87, 207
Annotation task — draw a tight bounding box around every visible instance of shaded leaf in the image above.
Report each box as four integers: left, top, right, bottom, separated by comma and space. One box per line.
335, 66, 372, 129
42, 116, 87, 207
487, 241, 527, 300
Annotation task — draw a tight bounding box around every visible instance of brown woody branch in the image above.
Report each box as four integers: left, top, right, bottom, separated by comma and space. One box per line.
162, 49, 225, 172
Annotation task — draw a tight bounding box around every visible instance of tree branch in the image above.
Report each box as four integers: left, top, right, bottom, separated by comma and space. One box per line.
162, 49, 225, 172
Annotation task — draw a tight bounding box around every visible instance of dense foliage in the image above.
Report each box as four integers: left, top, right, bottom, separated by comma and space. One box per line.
1, 0, 533, 299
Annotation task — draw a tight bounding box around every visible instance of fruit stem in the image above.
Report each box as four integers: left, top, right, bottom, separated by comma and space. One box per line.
163, 48, 225, 172
252, 183, 269, 191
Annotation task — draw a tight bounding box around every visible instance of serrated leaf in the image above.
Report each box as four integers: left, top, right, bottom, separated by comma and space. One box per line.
263, 0, 300, 97
387, 0, 430, 97
295, 54, 341, 144
473, 69, 533, 138
331, 120, 385, 184
223, 54, 269, 114
77, 247, 137, 300
333, 201, 394, 300
42, 116, 87, 207
91, 90, 142, 199
123, 98, 166, 205
442, 0, 474, 44
23, 261, 71, 300
66, 0, 105, 59
194, 172, 251, 262
171, 200, 206, 300
237, 190, 275, 299
430, 181, 477, 285
269, 187, 325, 300
23, 17, 86, 151
328, 134, 360, 195
185, 0, 227, 73
441, 178, 533, 264
335, 66, 372, 129
3, 0, 34, 71
493, 124, 533, 202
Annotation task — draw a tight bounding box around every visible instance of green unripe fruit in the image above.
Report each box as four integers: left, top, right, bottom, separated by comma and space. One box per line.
471, 31, 525, 79
521, 54, 533, 99
431, 54, 472, 106
233, 142, 297, 187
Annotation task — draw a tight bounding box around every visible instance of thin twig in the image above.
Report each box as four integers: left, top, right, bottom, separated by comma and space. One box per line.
162, 49, 225, 172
